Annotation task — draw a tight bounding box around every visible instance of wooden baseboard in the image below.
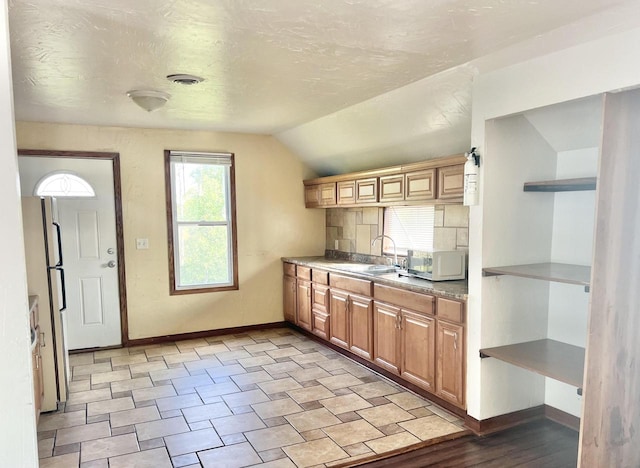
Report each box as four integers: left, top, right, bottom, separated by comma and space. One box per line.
126, 321, 287, 347
286, 322, 467, 419
465, 405, 580, 436
465, 406, 546, 436
544, 405, 581, 432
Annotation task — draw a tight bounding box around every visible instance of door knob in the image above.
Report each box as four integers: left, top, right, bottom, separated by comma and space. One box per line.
106, 261, 116, 268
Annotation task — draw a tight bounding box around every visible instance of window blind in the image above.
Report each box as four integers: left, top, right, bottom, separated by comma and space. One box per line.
383, 206, 435, 255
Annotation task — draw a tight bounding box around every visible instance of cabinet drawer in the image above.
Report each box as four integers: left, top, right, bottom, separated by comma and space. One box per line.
437, 297, 465, 323
312, 269, 329, 285
297, 266, 312, 280
312, 310, 330, 340
373, 284, 434, 315
283, 263, 296, 277
312, 284, 330, 311
329, 273, 372, 296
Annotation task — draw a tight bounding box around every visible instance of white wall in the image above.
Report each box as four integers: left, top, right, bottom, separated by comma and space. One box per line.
0, 2, 39, 465
545, 147, 599, 417
468, 26, 640, 420
477, 114, 556, 418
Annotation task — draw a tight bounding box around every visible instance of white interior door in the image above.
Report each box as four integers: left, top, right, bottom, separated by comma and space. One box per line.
57, 163, 121, 349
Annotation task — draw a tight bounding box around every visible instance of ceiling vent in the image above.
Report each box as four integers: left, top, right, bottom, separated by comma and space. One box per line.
167, 74, 204, 85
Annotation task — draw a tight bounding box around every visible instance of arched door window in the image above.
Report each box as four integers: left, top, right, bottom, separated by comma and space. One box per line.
34, 172, 95, 198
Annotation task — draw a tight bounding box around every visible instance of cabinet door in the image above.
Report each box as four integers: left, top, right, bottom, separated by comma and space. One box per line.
436, 320, 465, 407
373, 302, 401, 374
406, 169, 436, 201
401, 310, 435, 392
337, 181, 356, 205
319, 183, 337, 206
312, 284, 331, 340
329, 290, 350, 349
304, 185, 320, 208
355, 178, 378, 204
379, 174, 405, 203
437, 165, 464, 200
349, 294, 374, 360
283, 275, 297, 323
296, 279, 312, 331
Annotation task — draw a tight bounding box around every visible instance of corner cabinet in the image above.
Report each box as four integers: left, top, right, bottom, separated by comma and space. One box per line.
283, 262, 467, 410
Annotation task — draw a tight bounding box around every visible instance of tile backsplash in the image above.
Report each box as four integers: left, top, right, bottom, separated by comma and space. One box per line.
326, 205, 469, 254
326, 207, 384, 255
434, 205, 469, 251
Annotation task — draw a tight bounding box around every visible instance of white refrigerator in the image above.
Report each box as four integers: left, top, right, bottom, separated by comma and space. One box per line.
22, 196, 69, 412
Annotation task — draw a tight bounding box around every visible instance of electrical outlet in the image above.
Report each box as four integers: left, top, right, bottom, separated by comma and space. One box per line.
136, 238, 149, 250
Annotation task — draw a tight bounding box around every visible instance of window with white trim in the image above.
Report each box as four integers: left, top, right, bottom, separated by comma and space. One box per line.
165, 151, 238, 294
383, 206, 435, 256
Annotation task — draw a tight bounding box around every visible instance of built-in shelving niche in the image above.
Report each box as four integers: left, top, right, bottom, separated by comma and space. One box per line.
480, 95, 601, 423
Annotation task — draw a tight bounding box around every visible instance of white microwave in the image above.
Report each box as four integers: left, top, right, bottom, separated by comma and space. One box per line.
407, 250, 466, 281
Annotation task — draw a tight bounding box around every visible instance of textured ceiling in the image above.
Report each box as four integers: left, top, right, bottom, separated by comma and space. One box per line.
9, 0, 630, 137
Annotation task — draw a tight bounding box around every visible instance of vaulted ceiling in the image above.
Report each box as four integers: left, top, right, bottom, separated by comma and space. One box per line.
8, 0, 639, 173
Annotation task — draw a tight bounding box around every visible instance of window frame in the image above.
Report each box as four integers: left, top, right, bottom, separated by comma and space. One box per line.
164, 150, 239, 295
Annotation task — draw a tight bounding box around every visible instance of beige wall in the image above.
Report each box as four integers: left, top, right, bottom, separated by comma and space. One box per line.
16, 122, 325, 340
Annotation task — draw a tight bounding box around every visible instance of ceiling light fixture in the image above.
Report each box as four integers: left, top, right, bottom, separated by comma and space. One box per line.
166, 74, 204, 85
126, 89, 171, 112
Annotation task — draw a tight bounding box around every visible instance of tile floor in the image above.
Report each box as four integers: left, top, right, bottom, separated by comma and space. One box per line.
38, 328, 467, 468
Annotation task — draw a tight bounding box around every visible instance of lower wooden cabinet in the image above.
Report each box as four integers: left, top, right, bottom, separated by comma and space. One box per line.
401, 310, 436, 393
283, 274, 297, 323
284, 264, 466, 410
373, 302, 436, 392
436, 320, 465, 407
373, 302, 401, 374
296, 279, 312, 331
348, 294, 374, 360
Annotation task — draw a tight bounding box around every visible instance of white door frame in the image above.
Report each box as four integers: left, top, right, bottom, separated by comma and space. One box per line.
18, 149, 129, 348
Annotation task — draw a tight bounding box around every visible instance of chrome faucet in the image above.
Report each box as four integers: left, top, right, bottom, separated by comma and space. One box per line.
371, 235, 398, 267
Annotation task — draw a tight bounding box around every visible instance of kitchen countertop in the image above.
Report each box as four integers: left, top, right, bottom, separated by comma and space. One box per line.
282, 256, 468, 300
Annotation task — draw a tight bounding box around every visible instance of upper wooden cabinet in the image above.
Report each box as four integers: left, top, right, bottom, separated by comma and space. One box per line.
406, 169, 436, 201
437, 164, 464, 200
379, 174, 405, 203
303, 154, 465, 208
337, 180, 355, 205
338, 178, 378, 205
305, 183, 336, 207
356, 178, 378, 204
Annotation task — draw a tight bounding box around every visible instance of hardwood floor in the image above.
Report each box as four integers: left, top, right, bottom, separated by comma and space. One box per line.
359, 419, 578, 467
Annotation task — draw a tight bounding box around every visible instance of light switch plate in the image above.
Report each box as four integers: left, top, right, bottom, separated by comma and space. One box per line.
136, 238, 149, 250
